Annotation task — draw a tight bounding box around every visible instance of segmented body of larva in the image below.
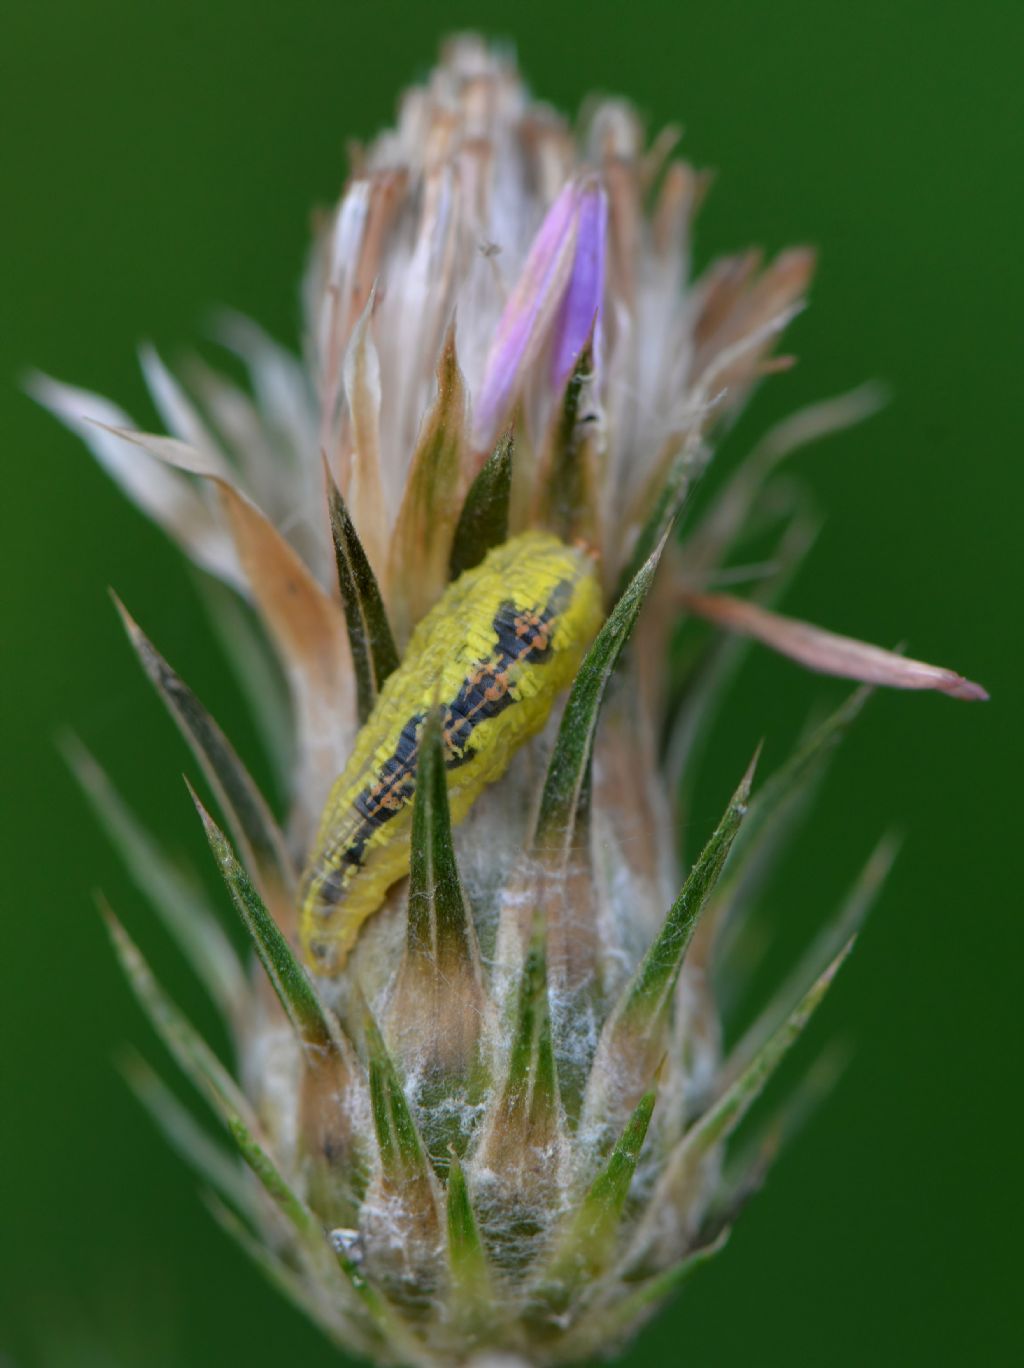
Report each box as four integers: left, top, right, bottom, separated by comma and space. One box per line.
298, 532, 603, 974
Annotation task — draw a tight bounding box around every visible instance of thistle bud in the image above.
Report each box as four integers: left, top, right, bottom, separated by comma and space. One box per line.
43, 34, 983, 1368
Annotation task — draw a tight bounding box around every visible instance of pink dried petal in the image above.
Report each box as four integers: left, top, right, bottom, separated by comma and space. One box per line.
680, 589, 989, 701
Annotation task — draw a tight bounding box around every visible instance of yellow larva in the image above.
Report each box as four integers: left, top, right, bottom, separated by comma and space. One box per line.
298, 531, 602, 974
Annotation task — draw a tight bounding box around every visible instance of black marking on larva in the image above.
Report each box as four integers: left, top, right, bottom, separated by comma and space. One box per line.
313, 579, 575, 911
347, 713, 423, 853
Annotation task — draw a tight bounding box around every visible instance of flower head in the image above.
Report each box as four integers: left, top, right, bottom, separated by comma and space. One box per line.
40, 34, 983, 1368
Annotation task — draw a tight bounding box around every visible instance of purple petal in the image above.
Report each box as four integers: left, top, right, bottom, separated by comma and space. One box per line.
472, 184, 580, 451
552, 181, 608, 389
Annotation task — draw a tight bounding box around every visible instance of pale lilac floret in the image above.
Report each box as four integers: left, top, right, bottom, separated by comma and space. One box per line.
551, 180, 608, 390
472, 182, 581, 451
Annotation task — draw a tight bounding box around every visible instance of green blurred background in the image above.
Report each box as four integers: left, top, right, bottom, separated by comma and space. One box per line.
1, 2, 1020, 1364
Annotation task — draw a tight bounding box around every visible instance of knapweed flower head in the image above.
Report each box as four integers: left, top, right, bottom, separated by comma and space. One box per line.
38, 35, 985, 1368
